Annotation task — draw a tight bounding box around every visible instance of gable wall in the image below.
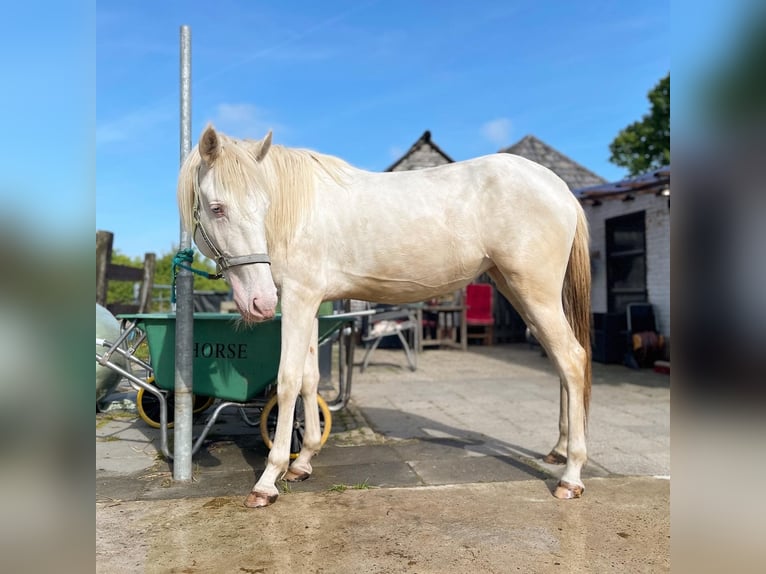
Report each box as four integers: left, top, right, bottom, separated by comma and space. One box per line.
391, 146, 451, 171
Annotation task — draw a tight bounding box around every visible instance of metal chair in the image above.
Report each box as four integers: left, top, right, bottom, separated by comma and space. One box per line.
359, 305, 418, 372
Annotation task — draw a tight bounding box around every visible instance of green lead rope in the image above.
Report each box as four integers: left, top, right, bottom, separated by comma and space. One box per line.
171, 248, 221, 303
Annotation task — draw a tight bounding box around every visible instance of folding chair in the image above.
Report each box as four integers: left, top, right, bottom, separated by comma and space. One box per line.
360, 305, 418, 372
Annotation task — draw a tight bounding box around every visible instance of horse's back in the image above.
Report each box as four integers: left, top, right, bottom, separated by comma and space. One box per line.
308, 152, 579, 303
319, 152, 580, 261
382, 153, 579, 241
372, 153, 574, 210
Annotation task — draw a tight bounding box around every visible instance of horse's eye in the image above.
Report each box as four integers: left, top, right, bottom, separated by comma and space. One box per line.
211, 204, 225, 216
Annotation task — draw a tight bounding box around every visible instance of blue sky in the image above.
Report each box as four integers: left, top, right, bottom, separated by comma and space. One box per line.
97, 1, 670, 259
1, 3, 92, 244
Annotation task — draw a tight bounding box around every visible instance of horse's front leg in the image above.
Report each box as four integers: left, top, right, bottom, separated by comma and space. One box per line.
245, 301, 318, 508
284, 319, 321, 482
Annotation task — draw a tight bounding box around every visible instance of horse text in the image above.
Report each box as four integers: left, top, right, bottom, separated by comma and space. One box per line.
194, 342, 247, 359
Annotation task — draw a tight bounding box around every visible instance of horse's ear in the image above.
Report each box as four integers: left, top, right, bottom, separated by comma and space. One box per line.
255, 130, 273, 162
199, 124, 221, 165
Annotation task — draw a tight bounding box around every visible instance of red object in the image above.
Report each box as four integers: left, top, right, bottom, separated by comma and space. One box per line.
465, 283, 494, 345
653, 360, 670, 375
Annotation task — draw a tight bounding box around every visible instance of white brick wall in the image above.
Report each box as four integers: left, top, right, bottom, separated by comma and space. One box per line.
583, 192, 671, 337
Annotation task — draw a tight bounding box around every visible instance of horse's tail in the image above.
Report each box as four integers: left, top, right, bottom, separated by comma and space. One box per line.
563, 205, 592, 423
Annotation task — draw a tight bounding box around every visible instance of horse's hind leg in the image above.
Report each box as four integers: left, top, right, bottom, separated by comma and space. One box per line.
544, 383, 569, 465
488, 267, 588, 498
284, 320, 321, 482
488, 268, 568, 465
525, 303, 588, 497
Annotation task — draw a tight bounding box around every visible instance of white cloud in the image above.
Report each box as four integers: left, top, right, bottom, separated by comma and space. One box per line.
480, 117, 512, 147
211, 103, 282, 139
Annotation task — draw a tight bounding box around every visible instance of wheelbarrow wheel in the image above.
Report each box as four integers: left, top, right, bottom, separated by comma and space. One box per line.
260, 394, 332, 460
136, 376, 215, 429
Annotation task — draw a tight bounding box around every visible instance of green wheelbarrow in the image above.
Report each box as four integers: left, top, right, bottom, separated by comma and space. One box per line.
95, 307, 371, 460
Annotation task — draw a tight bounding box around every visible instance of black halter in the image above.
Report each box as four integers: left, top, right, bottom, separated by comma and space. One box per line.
192, 166, 271, 279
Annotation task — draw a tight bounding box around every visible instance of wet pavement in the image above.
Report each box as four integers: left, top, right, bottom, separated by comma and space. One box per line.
97, 343, 670, 573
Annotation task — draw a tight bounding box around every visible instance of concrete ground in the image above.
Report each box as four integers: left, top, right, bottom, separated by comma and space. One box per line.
97, 343, 670, 573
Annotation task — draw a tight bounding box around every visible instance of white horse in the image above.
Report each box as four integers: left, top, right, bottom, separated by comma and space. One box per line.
178, 125, 592, 508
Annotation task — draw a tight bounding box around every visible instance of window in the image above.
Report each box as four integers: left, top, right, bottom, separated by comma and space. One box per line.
606, 211, 647, 313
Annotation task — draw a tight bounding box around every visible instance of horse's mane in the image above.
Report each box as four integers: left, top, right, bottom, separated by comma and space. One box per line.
178, 133, 351, 250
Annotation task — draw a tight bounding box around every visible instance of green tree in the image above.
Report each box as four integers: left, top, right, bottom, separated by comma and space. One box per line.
609, 73, 670, 176
154, 248, 229, 292
106, 251, 142, 306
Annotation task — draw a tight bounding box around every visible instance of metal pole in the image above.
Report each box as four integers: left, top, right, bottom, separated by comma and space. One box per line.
173, 24, 194, 481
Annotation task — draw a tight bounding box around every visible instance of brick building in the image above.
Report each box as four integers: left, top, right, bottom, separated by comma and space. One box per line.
576, 167, 671, 362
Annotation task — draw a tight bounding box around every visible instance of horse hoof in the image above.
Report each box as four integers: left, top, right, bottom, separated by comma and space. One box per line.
553, 481, 584, 499
284, 469, 311, 482
244, 491, 278, 508
543, 451, 567, 465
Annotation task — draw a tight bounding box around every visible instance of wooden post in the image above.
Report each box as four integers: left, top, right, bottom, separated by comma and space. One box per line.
96, 230, 156, 313
137, 253, 157, 312
96, 230, 114, 306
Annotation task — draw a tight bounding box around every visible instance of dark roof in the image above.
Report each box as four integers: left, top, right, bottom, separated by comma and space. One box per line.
385, 130, 454, 172
575, 166, 670, 204
500, 135, 607, 190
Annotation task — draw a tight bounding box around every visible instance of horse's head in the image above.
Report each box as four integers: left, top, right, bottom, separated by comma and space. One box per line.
183, 124, 278, 322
